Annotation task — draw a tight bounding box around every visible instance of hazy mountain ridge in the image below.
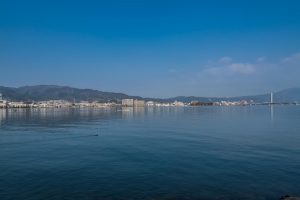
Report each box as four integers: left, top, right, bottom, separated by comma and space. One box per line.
166, 88, 300, 103
0, 85, 141, 102
0, 85, 300, 103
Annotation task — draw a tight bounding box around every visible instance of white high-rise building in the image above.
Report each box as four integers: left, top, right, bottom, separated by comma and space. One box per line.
0, 93, 2, 101
122, 99, 134, 107
270, 92, 273, 104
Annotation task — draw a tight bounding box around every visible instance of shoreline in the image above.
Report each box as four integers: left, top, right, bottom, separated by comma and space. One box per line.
0, 103, 299, 110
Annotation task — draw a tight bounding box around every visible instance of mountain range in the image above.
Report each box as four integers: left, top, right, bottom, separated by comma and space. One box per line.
0, 85, 300, 103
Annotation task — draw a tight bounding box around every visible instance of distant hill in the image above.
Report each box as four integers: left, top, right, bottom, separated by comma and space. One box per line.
165, 88, 300, 103
272, 88, 300, 102
0, 85, 299, 103
0, 85, 142, 102
164, 94, 269, 103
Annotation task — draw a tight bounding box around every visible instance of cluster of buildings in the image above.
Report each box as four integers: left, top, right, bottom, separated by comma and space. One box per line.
1, 101, 118, 108
122, 99, 145, 107
121, 99, 187, 107
0, 93, 7, 108
122, 99, 253, 107
213, 100, 254, 106
0, 93, 254, 109
0, 93, 118, 109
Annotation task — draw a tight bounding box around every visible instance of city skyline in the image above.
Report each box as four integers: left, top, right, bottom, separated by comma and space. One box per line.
1, 1, 300, 98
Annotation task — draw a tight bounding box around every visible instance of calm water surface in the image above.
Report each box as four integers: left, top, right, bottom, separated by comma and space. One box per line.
0, 106, 300, 200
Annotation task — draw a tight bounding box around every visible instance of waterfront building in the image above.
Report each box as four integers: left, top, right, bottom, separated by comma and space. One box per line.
173, 101, 185, 106
146, 101, 155, 106
77, 101, 91, 107
36, 100, 71, 108
156, 103, 171, 107
0, 93, 7, 108
214, 100, 251, 106
8, 102, 29, 108
134, 100, 145, 107
0, 101, 7, 108
122, 99, 134, 107
190, 101, 213, 106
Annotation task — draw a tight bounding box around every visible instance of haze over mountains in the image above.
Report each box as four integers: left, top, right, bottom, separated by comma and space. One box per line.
0, 85, 300, 103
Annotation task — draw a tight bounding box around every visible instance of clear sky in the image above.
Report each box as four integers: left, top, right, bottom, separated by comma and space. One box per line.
1, 0, 300, 98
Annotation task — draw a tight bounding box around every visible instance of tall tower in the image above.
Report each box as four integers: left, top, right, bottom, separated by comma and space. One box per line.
0, 93, 2, 101
270, 92, 273, 104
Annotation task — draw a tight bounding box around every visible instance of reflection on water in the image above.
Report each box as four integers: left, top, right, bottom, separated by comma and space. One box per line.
0, 108, 122, 127
0, 107, 193, 126
0, 105, 287, 129
0, 109, 6, 126
271, 105, 274, 122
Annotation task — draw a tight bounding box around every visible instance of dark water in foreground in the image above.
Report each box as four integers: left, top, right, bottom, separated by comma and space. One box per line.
0, 106, 300, 200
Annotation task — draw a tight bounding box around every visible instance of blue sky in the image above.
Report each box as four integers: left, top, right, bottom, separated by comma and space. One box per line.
1, 0, 300, 97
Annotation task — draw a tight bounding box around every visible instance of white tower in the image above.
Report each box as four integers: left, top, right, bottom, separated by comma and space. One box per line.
0, 93, 2, 101
270, 92, 273, 104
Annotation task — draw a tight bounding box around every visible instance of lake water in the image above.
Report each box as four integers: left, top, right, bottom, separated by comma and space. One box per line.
0, 106, 300, 200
